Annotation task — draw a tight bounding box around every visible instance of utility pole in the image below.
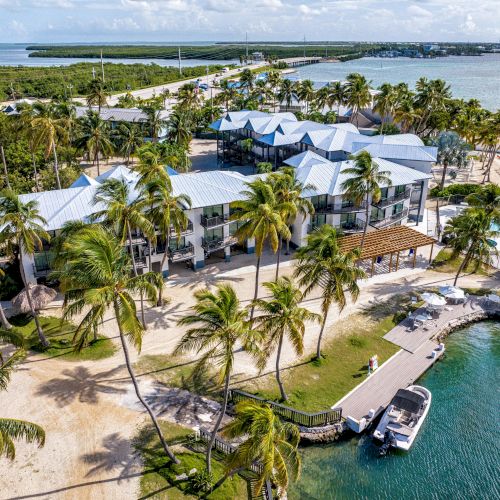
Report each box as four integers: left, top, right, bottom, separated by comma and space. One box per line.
100, 50, 105, 82
245, 32, 248, 64
92, 67, 96, 79
178, 46, 182, 76
67, 84, 74, 99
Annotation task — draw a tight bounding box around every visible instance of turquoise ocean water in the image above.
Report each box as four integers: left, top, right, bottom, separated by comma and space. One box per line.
290, 321, 500, 500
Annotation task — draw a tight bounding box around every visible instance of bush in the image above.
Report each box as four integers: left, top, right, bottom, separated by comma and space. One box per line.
429, 183, 481, 199
256, 162, 273, 174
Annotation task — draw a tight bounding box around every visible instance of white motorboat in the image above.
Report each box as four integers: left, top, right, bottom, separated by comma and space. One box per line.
373, 385, 431, 453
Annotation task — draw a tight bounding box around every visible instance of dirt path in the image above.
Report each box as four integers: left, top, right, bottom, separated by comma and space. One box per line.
0, 260, 498, 499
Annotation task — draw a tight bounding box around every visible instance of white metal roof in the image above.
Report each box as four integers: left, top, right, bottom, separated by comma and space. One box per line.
70, 173, 100, 188
74, 106, 169, 123
351, 143, 438, 162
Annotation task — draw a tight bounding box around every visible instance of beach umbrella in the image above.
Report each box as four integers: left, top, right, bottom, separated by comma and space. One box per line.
421, 292, 446, 307
486, 294, 500, 304
11, 285, 57, 314
439, 285, 465, 300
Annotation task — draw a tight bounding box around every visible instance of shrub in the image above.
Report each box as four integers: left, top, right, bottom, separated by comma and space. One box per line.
429, 183, 481, 199
256, 162, 273, 174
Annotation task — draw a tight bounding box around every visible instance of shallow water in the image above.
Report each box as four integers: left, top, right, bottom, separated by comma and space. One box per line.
290, 321, 500, 500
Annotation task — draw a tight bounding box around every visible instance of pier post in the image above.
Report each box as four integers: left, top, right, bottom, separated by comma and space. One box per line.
395, 251, 400, 271
371, 257, 375, 277
413, 247, 418, 268
389, 252, 393, 272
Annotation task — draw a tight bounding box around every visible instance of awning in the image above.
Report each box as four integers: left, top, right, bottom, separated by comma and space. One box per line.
391, 389, 425, 414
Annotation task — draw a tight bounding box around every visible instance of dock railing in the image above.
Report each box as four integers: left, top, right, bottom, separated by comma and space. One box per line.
230, 389, 342, 427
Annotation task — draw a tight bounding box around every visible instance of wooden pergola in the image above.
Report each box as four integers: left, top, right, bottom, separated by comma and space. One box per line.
339, 226, 437, 276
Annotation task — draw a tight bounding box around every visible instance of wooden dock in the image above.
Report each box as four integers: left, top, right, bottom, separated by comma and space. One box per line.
334, 297, 499, 432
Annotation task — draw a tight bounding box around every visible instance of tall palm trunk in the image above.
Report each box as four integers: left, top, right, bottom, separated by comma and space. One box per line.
206, 374, 230, 474
275, 239, 282, 281
51, 139, 61, 190
31, 152, 39, 192
454, 248, 472, 286
250, 255, 261, 320
113, 301, 179, 464
127, 223, 146, 328
0, 303, 12, 330
1, 145, 11, 190
275, 333, 287, 401
157, 233, 170, 307
96, 148, 101, 177
316, 307, 329, 360
18, 253, 49, 347
360, 193, 370, 251
435, 198, 442, 241
440, 160, 449, 190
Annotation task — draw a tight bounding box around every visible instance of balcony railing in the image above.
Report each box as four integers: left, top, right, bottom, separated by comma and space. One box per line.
372, 188, 411, 209
168, 243, 195, 262
307, 223, 324, 234
169, 221, 193, 236
315, 201, 368, 214
202, 236, 237, 254
200, 214, 230, 228
336, 219, 365, 233
369, 208, 409, 228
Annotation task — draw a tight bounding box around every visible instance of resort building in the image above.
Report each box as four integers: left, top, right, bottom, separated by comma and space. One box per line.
19, 151, 430, 284
211, 111, 437, 173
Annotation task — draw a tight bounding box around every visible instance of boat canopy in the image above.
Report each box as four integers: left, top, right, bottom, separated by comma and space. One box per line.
391, 389, 425, 414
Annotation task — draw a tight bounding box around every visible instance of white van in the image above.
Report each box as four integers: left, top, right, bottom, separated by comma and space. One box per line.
222, 67, 230, 73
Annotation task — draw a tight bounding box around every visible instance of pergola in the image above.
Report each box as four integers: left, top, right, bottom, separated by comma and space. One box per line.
339, 226, 437, 276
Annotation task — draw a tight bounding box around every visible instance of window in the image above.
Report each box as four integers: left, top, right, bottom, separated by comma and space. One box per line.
169, 237, 186, 251
393, 203, 404, 215
340, 213, 356, 224
229, 221, 243, 236
203, 205, 223, 218
311, 213, 326, 229
395, 185, 406, 195
379, 187, 388, 200
341, 196, 355, 208
311, 195, 328, 210
370, 207, 384, 222
204, 227, 223, 242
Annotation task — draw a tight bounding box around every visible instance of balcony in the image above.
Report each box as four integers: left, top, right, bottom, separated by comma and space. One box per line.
335, 219, 365, 233
307, 223, 323, 234
202, 236, 237, 254
169, 221, 193, 236
315, 201, 368, 215
168, 243, 195, 263
200, 214, 230, 228
372, 188, 411, 209
369, 208, 409, 228
33, 251, 53, 278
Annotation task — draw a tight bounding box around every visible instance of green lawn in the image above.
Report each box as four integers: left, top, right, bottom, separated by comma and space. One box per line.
134, 422, 248, 500
6, 314, 116, 361
431, 248, 492, 276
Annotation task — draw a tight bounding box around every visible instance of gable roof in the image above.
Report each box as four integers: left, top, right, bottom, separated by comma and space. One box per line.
70, 173, 100, 188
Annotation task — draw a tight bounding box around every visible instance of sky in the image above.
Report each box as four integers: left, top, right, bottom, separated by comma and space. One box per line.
1, 0, 500, 43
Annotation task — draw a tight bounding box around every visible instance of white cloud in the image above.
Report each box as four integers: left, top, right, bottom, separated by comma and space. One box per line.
408, 5, 433, 18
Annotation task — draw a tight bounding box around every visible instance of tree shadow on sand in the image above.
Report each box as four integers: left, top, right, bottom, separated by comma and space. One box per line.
35, 365, 127, 407
80, 432, 139, 482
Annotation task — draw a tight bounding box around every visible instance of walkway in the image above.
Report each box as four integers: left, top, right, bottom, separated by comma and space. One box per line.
334, 297, 500, 431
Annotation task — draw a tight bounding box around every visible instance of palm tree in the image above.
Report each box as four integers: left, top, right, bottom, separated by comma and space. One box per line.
392, 98, 418, 133
91, 179, 155, 327
443, 208, 498, 285
341, 151, 392, 250
277, 79, 296, 111
239, 69, 255, 93
414, 78, 451, 136
466, 184, 500, 221
297, 80, 315, 114
269, 168, 314, 279
0, 190, 51, 347
144, 179, 191, 304
168, 108, 192, 149
140, 101, 166, 143
177, 83, 204, 111
294, 225, 366, 359
16, 103, 41, 191
373, 83, 396, 134
231, 179, 291, 319
175, 284, 253, 474
433, 131, 470, 190
31, 102, 67, 190
344, 73, 372, 126
54, 225, 179, 464
0, 114, 12, 190
214, 400, 301, 496
113, 123, 143, 165
267, 70, 283, 112
0, 349, 45, 460
134, 146, 172, 188
86, 78, 109, 112
76, 111, 114, 176
252, 277, 320, 400
215, 80, 238, 111
327, 81, 346, 122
